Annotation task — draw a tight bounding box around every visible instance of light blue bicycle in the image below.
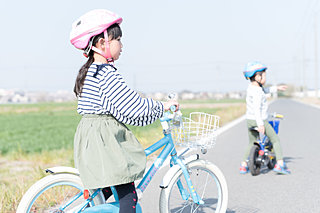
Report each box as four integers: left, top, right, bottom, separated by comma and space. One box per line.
17, 107, 228, 213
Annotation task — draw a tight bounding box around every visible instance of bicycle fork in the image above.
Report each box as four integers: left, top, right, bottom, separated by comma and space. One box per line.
171, 155, 204, 205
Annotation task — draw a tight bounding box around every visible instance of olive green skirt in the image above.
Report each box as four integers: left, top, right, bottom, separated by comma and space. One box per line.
74, 114, 146, 189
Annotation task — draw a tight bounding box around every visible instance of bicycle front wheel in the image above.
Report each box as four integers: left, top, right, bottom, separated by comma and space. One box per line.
159, 159, 228, 213
249, 145, 261, 176
17, 173, 91, 213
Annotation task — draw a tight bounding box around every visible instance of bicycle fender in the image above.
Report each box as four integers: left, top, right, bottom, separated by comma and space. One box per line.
254, 142, 261, 148
45, 166, 80, 175
159, 154, 199, 189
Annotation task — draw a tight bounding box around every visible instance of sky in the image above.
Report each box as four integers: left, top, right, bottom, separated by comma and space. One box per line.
1, 0, 320, 93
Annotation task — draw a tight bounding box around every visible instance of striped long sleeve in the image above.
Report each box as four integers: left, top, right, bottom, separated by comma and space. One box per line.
77, 63, 164, 126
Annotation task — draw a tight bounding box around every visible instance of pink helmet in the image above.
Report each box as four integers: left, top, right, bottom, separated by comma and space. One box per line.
70, 9, 122, 61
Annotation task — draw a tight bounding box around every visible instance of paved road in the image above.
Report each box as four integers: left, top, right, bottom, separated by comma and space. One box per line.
139, 99, 320, 213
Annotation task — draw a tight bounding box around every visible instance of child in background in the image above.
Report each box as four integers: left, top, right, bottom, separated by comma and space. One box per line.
240, 61, 290, 175
70, 9, 178, 212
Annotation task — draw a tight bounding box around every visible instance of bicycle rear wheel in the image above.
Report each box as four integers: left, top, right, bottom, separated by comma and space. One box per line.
17, 173, 100, 213
159, 159, 228, 213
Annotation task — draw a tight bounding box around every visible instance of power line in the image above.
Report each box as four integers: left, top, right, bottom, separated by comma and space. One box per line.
295, 0, 319, 46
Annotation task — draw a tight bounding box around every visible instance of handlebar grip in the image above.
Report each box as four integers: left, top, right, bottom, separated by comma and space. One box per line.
170, 105, 177, 112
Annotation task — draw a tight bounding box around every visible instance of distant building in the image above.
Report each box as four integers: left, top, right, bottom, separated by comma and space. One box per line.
0, 88, 76, 104
293, 90, 320, 98
180, 91, 195, 100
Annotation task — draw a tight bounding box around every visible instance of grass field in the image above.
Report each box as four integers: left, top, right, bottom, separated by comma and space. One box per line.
0, 100, 245, 212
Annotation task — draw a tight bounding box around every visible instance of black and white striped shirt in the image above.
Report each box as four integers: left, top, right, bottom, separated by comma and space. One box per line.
77, 63, 164, 126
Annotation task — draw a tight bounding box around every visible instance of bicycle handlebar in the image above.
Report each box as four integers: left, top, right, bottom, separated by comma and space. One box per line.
275, 114, 284, 119
160, 107, 181, 121
159, 93, 182, 131
159, 106, 182, 132
270, 112, 284, 119
160, 93, 180, 122
170, 105, 177, 112
249, 112, 284, 135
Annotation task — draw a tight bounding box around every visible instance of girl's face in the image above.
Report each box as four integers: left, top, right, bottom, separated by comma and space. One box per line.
255, 72, 266, 85
108, 36, 122, 61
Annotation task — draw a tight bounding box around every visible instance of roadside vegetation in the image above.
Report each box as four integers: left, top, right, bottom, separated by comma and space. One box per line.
0, 99, 245, 212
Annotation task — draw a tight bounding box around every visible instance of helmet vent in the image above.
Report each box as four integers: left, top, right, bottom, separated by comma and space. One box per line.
76, 21, 81, 26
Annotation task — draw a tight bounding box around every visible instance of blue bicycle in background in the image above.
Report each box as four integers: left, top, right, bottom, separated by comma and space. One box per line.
248, 113, 283, 176
17, 106, 228, 212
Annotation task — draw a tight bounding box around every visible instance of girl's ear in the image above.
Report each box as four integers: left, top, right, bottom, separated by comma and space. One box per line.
255, 74, 261, 82
96, 38, 105, 50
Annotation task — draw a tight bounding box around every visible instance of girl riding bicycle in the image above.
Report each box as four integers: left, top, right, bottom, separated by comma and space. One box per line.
240, 61, 290, 175
70, 9, 178, 212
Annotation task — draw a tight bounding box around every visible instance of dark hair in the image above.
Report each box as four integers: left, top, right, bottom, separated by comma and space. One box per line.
73, 24, 122, 97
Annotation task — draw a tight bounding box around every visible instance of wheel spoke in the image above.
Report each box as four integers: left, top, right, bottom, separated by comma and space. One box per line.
19, 175, 88, 213
193, 204, 200, 213
164, 162, 227, 213
174, 202, 190, 213
201, 172, 209, 199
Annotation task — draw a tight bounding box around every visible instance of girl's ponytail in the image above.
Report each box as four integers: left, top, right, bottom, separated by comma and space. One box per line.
73, 54, 94, 97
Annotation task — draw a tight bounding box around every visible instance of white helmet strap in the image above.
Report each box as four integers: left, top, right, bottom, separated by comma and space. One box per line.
84, 30, 114, 63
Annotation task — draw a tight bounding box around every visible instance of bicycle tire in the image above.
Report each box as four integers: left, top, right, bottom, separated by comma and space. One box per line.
267, 149, 276, 170
17, 173, 103, 213
159, 159, 228, 213
249, 145, 261, 176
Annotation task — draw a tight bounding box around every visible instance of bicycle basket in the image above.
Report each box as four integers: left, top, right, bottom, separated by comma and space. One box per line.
170, 112, 220, 149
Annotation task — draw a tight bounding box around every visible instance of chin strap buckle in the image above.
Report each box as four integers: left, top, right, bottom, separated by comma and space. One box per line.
83, 36, 95, 58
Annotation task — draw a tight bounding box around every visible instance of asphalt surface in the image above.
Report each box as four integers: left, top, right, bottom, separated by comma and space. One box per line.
138, 99, 320, 213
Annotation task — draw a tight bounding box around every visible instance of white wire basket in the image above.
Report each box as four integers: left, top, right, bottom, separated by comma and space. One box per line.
170, 112, 220, 149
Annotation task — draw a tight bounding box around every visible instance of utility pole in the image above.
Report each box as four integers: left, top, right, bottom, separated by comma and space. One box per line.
293, 56, 298, 95
315, 12, 319, 98
302, 43, 307, 97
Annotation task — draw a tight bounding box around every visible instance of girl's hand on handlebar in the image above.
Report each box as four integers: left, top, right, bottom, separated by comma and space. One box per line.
163, 100, 179, 112
258, 125, 265, 134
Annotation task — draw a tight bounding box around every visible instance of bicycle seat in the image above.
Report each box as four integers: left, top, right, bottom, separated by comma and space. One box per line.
249, 127, 259, 132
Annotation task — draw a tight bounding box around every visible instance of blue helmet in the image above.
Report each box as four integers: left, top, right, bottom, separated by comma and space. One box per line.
243, 61, 267, 80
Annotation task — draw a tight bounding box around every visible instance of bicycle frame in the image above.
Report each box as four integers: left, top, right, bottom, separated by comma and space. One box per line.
257, 134, 269, 150
79, 122, 203, 212
139, 132, 202, 204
